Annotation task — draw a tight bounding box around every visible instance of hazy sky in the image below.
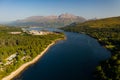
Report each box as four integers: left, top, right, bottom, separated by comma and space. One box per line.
0, 0, 120, 22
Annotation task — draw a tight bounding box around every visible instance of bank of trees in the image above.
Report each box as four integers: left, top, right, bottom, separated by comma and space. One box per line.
0, 26, 64, 79
62, 16, 120, 80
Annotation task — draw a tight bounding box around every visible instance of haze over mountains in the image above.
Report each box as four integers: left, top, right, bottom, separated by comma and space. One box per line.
9, 13, 86, 28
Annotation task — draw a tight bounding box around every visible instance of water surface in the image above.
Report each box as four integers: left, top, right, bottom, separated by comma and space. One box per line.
15, 32, 110, 80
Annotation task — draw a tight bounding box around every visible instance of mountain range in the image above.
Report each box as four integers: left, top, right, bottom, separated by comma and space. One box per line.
9, 13, 86, 28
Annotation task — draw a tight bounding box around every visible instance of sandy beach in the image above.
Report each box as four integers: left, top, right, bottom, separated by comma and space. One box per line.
2, 39, 63, 80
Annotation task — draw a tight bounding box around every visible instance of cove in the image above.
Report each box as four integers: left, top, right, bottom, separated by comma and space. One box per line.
14, 32, 111, 80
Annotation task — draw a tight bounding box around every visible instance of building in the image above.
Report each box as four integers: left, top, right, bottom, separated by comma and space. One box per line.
10, 32, 22, 34
29, 30, 53, 35
7, 53, 17, 61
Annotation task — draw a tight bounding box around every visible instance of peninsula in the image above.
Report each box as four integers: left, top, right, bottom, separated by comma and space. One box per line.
0, 25, 65, 80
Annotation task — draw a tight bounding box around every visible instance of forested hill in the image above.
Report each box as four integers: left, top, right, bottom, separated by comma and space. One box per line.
62, 16, 120, 80
0, 25, 22, 32
70, 16, 120, 28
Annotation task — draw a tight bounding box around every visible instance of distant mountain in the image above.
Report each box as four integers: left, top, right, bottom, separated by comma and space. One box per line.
9, 13, 86, 28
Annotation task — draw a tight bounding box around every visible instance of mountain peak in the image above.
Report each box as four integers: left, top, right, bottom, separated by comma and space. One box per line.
58, 13, 78, 18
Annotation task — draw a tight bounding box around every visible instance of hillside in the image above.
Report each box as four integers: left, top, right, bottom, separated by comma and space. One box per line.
74, 16, 120, 28
62, 16, 120, 80
9, 13, 86, 28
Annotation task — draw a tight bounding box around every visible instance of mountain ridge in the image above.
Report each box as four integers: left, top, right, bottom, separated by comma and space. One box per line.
9, 13, 86, 28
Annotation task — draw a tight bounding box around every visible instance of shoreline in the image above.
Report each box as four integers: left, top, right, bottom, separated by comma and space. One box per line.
2, 38, 64, 80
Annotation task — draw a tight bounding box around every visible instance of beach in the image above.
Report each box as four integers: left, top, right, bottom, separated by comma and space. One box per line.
2, 38, 63, 80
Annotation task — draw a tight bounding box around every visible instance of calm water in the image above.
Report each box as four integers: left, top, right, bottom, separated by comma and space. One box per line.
14, 31, 111, 80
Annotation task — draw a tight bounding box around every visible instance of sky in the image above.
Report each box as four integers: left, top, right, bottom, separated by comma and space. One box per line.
0, 0, 120, 22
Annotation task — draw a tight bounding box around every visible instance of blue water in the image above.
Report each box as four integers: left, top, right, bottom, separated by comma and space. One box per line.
14, 31, 110, 80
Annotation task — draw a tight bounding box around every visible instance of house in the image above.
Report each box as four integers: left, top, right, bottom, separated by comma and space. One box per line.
7, 53, 17, 61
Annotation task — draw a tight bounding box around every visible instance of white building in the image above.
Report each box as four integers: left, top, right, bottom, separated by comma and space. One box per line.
7, 53, 17, 61
29, 30, 52, 35
10, 32, 21, 34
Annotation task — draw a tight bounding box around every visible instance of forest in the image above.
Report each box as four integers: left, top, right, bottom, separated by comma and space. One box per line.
0, 25, 64, 79
62, 16, 120, 80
